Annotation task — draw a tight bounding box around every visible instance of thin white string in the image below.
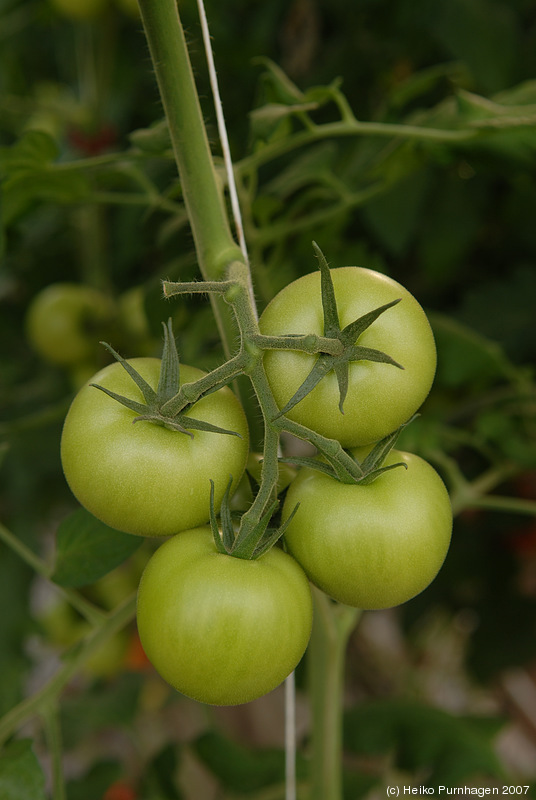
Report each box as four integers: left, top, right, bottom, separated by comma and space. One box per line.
285, 672, 297, 800
195, 0, 258, 320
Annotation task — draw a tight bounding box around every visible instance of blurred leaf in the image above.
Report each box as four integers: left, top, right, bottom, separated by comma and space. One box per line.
344, 700, 504, 787
0, 130, 89, 226
66, 761, 121, 800
263, 142, 338, 199
430, 313, 517, 389
0, 739, 47, 800
456, 264, 536, 362
0, 546, 33, 715
416, 174, 487, 284
253, 57, 305, 105
361, 168, 430, 256
0, 130, 58, 171
52, 508, 142, 588
139, 744, 183, 800
2, 170, 90, 227
434, 0, 518, 94
60, 673, 143, 744
129, 118, 172, 154
193, 730, 307, 794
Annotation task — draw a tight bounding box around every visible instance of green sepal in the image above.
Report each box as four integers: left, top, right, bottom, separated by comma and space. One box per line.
281, 416, 418, 485
356, 461, 408, 485
339, 299, 401, 346
209, 480, 227, 555
279, 456, 339, 479
345, 344, 403, 369
89, 384, 149, 417
157, 318, 180, 403
251, 502, 301, 559
313, 241, 339, 337
273, 355, 333, 420
93, 319, 242, 439
175, 416, 243, 437
209, 477, 235, 554
359, 414, 417, 476
271, 244, 405, 418
333, 361, 349, 413
219, 477, 236, 553
98, 341, 157, 405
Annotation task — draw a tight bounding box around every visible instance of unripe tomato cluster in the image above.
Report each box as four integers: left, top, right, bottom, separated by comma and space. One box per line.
58, 265, 452, 705
260, 267, 452, 611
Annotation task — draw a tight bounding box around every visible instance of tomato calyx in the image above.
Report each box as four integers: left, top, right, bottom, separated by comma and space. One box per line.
208, 477, 299, 559
281, 416, 416, 486
92, 320, 243, 438
271, 242, 404, 421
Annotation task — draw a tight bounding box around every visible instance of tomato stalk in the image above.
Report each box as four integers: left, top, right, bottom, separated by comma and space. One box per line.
308, 589, 361, 800
136, 0, 244, 361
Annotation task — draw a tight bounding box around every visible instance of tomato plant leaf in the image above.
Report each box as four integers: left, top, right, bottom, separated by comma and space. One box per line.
66, 761, 121, 800
344, 700, 505, 787
52, 508, 142, 588
0, 739, 47, 800
193, 729, 308, 793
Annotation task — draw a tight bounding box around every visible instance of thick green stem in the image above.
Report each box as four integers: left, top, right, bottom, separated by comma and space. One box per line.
42, 702, 66, 800
137, 0, 244, 358
308, 590, 361, 800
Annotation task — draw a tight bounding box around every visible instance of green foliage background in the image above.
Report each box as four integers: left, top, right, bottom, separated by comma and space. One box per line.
1, 0, 536, 797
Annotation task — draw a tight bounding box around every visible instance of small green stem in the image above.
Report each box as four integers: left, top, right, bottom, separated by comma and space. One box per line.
42, 702, 66, 800
249, 333, 344, 356
0, 522, 106, 627
308, 589, 361, 800
238, 118, 478, 176
0, 594, 136, 746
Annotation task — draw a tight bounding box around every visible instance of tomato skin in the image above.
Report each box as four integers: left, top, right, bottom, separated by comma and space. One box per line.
259, 267, 436, 447
26, 283, 115, 367
136, 527, 313, 705
61, 359, 249, 537
282, 449, 452, 609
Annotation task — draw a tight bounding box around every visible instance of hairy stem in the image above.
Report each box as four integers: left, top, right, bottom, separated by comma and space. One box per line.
308, 590, 361, 800
137, 0, 245, 359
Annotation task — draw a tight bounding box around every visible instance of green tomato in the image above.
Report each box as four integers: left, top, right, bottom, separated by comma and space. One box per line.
26, 283, 115, 367
61, 358, 249, 537
259, 267, 436, 447
136, 527, 313, 705
282, 449, 452, 609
